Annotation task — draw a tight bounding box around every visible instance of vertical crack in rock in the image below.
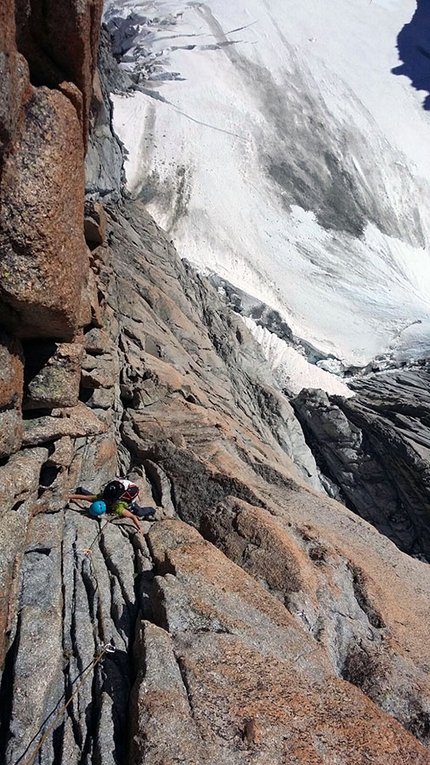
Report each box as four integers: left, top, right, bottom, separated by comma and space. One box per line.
59, 511, 145, 764
174, 653, 197, 721
347, 562, 385, 631
0, 615, 21, 763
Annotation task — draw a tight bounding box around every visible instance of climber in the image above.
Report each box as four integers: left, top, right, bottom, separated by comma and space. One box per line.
69, 478, 156, 533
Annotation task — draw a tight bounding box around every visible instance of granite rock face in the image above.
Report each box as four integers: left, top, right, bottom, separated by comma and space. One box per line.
0, 86, 87, 338
130, 520, 430, 765
2, 11, 430, 765
0, 0, 31, 165
2, 194, 430, 764
292, 367, 430, 560
85, 26, 129, 202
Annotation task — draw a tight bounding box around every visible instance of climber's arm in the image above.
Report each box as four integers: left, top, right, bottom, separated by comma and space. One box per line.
121, 507, 143, 534
68, 494, 98, 502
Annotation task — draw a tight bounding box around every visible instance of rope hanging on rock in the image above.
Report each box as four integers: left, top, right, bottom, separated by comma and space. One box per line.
18, 519, 115, 765
20, 644, 114, 765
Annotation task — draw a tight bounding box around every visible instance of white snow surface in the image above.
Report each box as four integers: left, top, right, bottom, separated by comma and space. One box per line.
242, 317, 353, 397
106, 0, 430, 383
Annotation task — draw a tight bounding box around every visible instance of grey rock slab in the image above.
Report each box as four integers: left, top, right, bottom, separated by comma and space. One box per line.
0, 448, 49, 661
22, 402, 108, 446
61, 508, 141, 763
5, 512, 64, 765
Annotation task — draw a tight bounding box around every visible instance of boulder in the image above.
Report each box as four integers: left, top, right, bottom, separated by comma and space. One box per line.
24, 341, 85, 409
84, 327, 110, 355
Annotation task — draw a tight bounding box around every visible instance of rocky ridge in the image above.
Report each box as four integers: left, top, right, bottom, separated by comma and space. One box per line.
1, 4, 430, 764
292, 366, 430, 561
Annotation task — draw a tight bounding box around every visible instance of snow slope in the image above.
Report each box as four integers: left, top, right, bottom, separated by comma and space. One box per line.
105, 0, 430, 375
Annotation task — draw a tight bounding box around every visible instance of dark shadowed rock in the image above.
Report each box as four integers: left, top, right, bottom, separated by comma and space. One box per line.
84, 199, 107, 246
292, 366, 430, 560
85, 26, 129, 202
15, 0, 103, 142
0, 0, 31, 164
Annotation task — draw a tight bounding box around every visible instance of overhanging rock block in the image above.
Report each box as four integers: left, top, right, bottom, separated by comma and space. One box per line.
24, 341, 85, 410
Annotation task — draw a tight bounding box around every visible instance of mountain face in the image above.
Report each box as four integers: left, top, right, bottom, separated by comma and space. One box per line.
2, 2, 430, 765
104, 0, 430, 376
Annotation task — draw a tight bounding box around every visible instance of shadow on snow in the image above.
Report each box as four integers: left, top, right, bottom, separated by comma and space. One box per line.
392, 0, 430, 111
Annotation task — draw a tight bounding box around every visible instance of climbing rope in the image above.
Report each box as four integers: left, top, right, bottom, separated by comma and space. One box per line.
20, 643, 115, 765
17, 518, 115, 765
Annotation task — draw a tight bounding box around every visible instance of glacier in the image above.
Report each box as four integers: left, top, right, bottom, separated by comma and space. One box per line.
104, 0, 430, 385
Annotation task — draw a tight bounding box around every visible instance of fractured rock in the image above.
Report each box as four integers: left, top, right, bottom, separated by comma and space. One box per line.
5, 512, 64, 765
22, 402, 107, 446
0, 408, 24, 458
0, 446, 49, 667
24, 341, 85, 409
0, 331, 24, 456
81, 351, 117, 389
84, 199, 107, 246
292, 368, 430, 560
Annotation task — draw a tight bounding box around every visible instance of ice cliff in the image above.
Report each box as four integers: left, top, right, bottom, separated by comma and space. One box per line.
2, 3, 430, 764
